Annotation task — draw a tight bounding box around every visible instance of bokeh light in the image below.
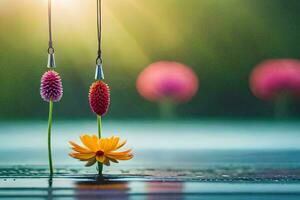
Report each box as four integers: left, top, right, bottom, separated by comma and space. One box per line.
136, 61, 199, 103
250, 59, 300, 100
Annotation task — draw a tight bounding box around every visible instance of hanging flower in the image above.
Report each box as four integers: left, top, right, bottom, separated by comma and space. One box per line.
69, 135, 133, 166
136, 61, 199, 103
89, 80, 110, 116
40, 70, 63, 102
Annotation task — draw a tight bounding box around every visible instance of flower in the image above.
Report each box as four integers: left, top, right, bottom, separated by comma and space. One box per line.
136, 61, 199, 103
69, 135, 133, 166
89, 81, 110, 116
40, 70, 63, 102
250, 59, 300, 100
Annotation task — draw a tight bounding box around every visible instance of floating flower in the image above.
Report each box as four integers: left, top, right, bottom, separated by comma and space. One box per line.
89, 81, 110, 116
69, 135, 133, 166
40, 70, 63, 102
136, 61, 199, 103
250, 59, 300, 100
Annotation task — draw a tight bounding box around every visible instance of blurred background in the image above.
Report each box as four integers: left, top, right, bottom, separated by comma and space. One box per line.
1, 0, 300, 121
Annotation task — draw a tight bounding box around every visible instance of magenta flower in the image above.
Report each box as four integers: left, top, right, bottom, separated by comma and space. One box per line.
40, 70, 63, 102
136, 61, 199, 103
250, 59, 300, 100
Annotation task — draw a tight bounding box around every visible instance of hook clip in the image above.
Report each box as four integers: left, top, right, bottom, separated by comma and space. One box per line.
47, 47, 56, 68
95, 57, 104, 80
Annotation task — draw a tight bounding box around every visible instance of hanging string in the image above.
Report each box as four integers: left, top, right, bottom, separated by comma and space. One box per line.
48, 0, 54, 54
96, 0, 102, 64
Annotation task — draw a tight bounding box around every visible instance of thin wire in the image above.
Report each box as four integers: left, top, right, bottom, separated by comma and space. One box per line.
48, 0, 54, 53
96, 0, 102, 63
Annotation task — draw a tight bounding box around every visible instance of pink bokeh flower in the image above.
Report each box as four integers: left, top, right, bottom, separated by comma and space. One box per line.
250, 59, 300, 100
136, 61, 199, 103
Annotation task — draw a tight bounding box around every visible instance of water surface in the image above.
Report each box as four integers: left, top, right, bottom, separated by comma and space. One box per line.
0, 120, 299, 199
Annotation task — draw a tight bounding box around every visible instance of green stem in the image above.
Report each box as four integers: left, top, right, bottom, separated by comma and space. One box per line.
97, 115, 103, 175
97, 115, 102, 138
159, 99, 176, 120
48, 100, 54, 175
274, 94, 290, 120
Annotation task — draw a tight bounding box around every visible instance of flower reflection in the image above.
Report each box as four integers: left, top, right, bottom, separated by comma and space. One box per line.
146, 181, 184, 200
75, 180, 129, 200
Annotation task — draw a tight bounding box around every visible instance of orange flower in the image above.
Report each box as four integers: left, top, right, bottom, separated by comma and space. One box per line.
69, 135, 133, 166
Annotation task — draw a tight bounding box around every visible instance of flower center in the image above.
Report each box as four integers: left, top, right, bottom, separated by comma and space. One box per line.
96, 150, 104, 157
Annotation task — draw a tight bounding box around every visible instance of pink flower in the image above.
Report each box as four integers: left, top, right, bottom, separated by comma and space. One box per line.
250, 59, 300, 100
136, 61, 199, 103
40, 70, 63, 102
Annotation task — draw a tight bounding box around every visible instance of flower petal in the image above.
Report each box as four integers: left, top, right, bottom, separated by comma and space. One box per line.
69, 141, 91, 153
103, 157, 110, 166
107, 157, 119, 163
99, 138, 110, 152
107, 149, 132, 156
69, 134, 133, 167
92, 135, 100, 148
69, 152, 95, 161
106, 150, 133, 161
85, 157, 97, 167
107, 154, 133, 161
80, 135, 99, 151
103, 136, 119, 152
110, 136, 120, 150
115, 139, 127, 150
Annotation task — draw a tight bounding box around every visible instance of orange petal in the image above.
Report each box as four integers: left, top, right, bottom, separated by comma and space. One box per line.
110, 155, 133, 161
69, 141, 91, 153
104, 136, 119, 152
110, 136, 120, 150
107, 149, 132, 156
92, 135, 100, 148
69, 152, 96, 161
117, 154, 133, 160
115, 139, 127, 150
99, 138, 110, 152
105, 154, 122, 162
80, 135, 99, 151
106, 152, 133, 161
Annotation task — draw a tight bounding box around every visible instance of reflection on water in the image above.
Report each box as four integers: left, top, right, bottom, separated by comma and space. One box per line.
0, 176, 300, 199
48, 178, 53, 200
75, 178, 129, 200
75, 180, 185, 200
147, 182, 184, 200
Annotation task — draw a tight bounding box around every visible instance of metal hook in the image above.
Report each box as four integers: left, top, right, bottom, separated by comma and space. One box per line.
95, 57, 104, 80
47, 52, 56, 68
